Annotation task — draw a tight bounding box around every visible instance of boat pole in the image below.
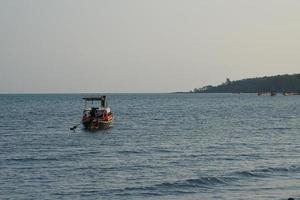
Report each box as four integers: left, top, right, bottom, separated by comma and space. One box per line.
70, 123, 81, 131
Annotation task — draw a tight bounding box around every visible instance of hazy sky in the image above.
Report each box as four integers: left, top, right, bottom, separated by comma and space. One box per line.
1, 0, 300, 93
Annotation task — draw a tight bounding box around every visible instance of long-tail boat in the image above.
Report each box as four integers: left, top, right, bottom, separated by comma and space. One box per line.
81, 96, 113, 131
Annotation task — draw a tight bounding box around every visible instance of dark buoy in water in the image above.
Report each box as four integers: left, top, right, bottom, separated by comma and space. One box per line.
288, 198, 295, 200
70, 123, 80, 131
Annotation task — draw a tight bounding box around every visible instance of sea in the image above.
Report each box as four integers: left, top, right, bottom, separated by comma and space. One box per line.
0, 93, 300, 200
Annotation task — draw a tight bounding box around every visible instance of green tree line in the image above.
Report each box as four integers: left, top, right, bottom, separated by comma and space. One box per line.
193, 74, 300, 93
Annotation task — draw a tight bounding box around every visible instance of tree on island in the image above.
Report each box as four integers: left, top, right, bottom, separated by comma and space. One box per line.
191, 73, 300, 93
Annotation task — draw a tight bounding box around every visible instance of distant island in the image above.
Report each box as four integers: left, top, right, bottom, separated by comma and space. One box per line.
191, 73, 300, 94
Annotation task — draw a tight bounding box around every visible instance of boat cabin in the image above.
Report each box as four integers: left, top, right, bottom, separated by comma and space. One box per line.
82, 96, 111, 118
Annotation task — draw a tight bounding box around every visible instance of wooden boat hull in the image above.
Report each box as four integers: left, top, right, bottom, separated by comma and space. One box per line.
82, 118, 113, 131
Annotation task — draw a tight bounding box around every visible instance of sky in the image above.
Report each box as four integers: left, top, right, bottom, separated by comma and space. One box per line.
0, 0, 300, 93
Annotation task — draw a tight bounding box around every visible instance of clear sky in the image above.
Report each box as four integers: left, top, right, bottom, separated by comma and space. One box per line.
0, 0, 300, 93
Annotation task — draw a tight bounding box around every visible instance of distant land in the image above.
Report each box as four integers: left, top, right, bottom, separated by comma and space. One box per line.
191, 73, 300, 93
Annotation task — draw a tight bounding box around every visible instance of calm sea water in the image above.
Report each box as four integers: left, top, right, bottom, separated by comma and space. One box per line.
0, 93, 300, 200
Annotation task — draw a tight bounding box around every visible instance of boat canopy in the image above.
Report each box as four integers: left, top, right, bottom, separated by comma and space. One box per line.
83, 96, 106, 101
83, 96, 108, 108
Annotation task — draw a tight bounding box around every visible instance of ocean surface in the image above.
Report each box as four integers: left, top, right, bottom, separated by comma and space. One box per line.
0, 93, 300, 200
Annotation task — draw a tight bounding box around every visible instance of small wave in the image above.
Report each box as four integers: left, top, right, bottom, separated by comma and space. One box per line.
252, 165, 300, 174
233, 165, 300, 178
117, 150, 146, 154
112, 176, 236, 196
233, 171, 265, 178
111, 165, 300, 197
152, 118, 163, 121
258, 127, 296, 131
160, 177, 235, 187
154, 149, 174, 153
151, 147, 179, 153
6, 157, 60, 162
46, 126, 58, 129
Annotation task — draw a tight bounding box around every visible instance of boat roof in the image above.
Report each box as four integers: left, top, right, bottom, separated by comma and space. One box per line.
83, 96, 106, 101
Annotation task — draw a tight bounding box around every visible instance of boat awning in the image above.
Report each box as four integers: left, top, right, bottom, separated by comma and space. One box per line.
83, 96, 106, 101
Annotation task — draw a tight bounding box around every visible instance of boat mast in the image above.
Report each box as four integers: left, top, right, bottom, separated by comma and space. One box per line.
101, 96, 107, 108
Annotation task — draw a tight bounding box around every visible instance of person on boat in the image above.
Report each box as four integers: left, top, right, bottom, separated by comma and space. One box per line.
90, 108, 96, 118
83, 113, 88, 119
